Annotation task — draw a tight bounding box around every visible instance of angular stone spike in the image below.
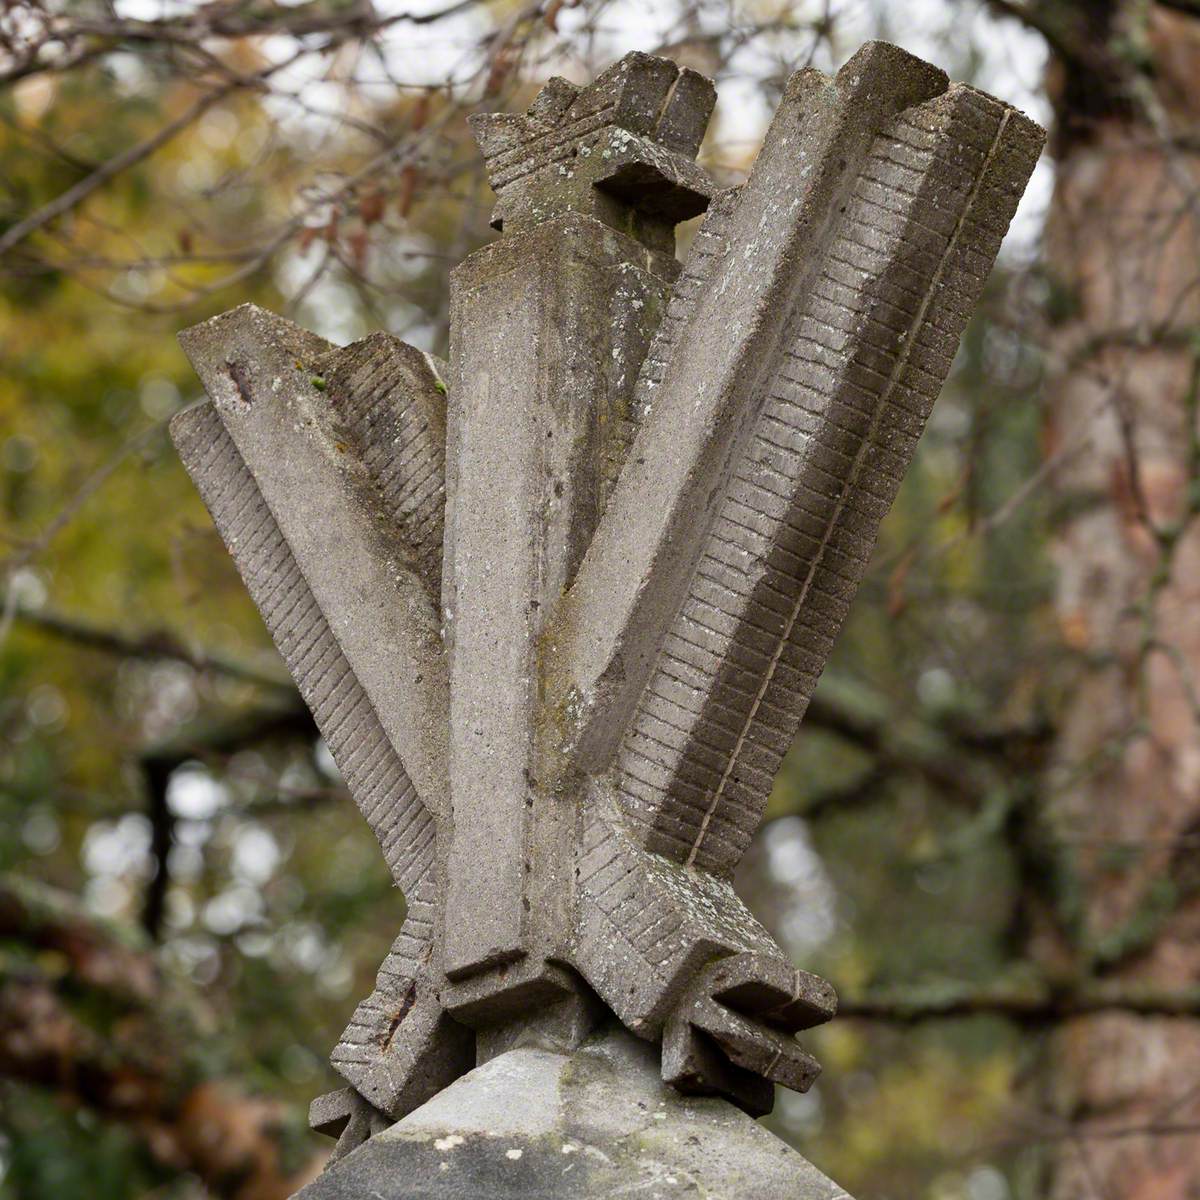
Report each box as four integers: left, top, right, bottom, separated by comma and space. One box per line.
655, 67, 717, 156
317, 333, 447, 602
440, 213, 677, 1003
310, 1087, 392, 1164
468, 50, 716, 247
547, 43, 950, 777
330, 930, 473, 1119
309, 1087, 360, 1138
526, 75, 579, 125
611, 81, 1046, 873
689, 998, 822, 1092
549, 45, 1044, 875
661, 953, 829, 1113
173, 327, 458, 1126
568, 789, 793, 1038
173, 395, 449, 1117
707, 953, 837, 1031
661, 1014, 774, 1116
176, 305, 449, 817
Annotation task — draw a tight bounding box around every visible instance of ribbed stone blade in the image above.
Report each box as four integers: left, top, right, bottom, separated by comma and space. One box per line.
330, 929, 473, 1119
440, 214, 676, 999
549, 43, 950, 779
172, 309, 458, 1119
170, 400, 438, 898
569, 788, 784, 1037
613, 83, 1044, 873
176, 304, 448, 815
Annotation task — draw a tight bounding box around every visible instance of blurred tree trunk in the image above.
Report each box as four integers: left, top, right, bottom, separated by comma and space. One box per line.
1037, 2, 1200, 1195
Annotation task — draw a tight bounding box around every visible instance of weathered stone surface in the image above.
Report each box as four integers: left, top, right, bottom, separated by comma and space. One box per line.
171, 43, 1043, 1186
440, 214, 678, 1003
547, 46, 943, 775
661, 953, 835, 1116
329, 944, 473, 1120
309, 1088, 391, 1165
441, 214, 675, 997
296, 1025, 852, 1199
569, 790, 784, 1035
474, 986, 608, 1065
318, 332, 448, 600
609, 76, 1045, 874
177, 306, 448, 816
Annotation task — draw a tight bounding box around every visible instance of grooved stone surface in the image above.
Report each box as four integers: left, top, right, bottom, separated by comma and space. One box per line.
296, 1026, 851, 1200
470, 51, 716, 248
320, 333, 448, 599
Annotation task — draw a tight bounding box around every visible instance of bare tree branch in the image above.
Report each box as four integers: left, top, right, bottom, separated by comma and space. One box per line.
0, 83, 239, 257
983, 0, 1091, 65
838, 978, 1200, 1024
1156, 0, 1200, 17
4, 595, 293, 692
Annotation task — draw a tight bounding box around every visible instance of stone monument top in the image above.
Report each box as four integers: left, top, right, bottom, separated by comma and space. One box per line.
172, 40, 1043, 1199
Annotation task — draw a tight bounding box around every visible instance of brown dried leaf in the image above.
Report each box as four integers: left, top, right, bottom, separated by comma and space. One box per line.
887, 547, 916, 618
359, 189, 385, 225
396, 164, 419, 219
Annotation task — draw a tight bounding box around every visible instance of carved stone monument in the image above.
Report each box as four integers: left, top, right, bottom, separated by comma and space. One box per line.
173, 42, 1043, 1199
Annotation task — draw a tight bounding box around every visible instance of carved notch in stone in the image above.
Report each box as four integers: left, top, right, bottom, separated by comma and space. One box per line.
469, 51, 716, 249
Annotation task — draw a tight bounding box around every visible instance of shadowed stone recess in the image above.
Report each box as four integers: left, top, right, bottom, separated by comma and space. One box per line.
170, 41, 1042, 1197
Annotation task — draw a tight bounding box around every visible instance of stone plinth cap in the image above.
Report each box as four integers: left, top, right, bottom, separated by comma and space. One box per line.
297, 1025, 853, 1199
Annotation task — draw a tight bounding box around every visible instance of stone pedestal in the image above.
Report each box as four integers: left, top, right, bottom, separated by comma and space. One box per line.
297, 1026, 853, 1199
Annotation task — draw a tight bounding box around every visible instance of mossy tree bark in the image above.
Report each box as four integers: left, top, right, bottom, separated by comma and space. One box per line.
1030, 1, 1200, 1194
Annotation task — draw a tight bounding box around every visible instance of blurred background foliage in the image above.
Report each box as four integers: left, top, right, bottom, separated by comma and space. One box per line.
3, 1, 1200, 1198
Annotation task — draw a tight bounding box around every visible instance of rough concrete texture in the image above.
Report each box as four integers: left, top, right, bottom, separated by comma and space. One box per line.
606, 73, 1045, 875
661, 953, 835, 1116
319, 332, 448, 599
171, 43, 1043, 1188
296, 1025, 852, 1200
309, 1088, 391, 1166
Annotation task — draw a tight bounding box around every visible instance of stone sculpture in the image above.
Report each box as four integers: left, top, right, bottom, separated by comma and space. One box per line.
172, 41, 1043, 1194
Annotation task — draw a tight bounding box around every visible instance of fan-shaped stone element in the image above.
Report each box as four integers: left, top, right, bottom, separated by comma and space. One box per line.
171, 44, 1043, 1187
173, 308, 469, 1129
